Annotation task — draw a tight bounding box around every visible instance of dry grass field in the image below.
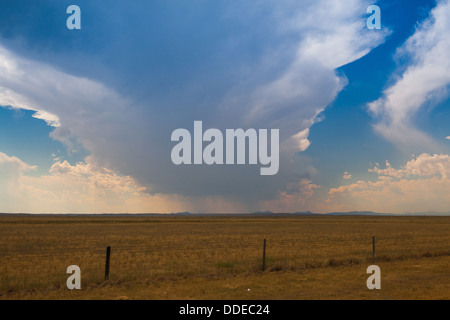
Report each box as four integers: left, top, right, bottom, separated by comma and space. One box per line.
0, 214, 448, 300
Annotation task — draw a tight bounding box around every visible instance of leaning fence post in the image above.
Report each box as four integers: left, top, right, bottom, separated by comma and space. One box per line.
105, 246, 111, 281
262, 239, 267, 271
372, 237, 376, 261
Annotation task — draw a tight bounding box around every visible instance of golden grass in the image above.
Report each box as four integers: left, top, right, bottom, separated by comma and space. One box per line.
0, 215, 449, 300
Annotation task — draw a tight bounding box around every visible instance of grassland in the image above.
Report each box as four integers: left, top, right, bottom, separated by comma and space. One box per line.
0, 215, 449, 300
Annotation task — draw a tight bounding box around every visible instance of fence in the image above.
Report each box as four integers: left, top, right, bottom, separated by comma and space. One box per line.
0, 234, 449, 290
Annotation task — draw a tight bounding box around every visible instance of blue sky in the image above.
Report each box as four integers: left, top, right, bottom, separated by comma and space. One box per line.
305, 0, 449, 187
0, 0, 450, 213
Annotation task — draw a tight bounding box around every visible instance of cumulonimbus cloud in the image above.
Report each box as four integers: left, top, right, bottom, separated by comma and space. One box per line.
0, 0, 387, 212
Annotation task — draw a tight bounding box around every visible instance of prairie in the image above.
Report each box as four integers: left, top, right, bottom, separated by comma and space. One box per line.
0, 215, 448, 300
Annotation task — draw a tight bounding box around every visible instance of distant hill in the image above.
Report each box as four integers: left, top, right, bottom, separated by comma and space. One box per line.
294, 211, 317, 215
1, 211, 449, 216
325, 211, 386, 216
252, 211, 274, 214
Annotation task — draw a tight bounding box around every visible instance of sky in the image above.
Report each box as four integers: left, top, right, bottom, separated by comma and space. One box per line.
0, 0, 450, 214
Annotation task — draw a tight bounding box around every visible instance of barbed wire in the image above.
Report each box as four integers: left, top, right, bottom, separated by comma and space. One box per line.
0, 234, 448, 258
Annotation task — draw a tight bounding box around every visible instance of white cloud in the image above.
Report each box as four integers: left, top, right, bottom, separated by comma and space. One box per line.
343, 172, 352, 180
282, 128, 311, 155
0, 152, 245, 214
368, 0, 450, 150
368, 154, 450, 179
446, 136, 450, 140
0, 152, 155, 213
0, 152, 36, 172
326, 154, 450, 213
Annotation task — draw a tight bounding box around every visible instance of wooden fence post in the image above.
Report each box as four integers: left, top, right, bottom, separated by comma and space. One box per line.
262, 239, 267, 271
105, 246, 111, 281
372, 237, 376, 261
